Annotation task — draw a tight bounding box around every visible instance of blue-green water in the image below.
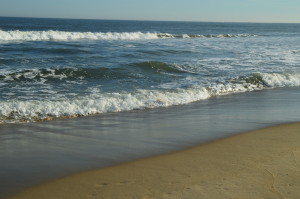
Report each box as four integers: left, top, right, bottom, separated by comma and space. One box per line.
1, 17, 300, 123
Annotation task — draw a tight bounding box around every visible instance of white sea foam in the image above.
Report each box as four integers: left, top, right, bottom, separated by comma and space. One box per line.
0, 30, 160, 41
0, 30, 256, 42
260, 73, 300, 87
0, 88, 210, 123
1, 72, 300, 124
0, 68, 77, 82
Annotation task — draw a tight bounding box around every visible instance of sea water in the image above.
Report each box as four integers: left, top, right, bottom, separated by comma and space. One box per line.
1, 17, 300, 124
1, 17, 300, 197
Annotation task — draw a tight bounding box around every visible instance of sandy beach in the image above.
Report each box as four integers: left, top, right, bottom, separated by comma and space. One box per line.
1, 87, 300, 198
6, 122, 300, 199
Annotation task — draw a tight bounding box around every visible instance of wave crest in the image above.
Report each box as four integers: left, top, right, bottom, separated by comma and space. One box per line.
132, 61, 189, 74
0, 61, 193, 83
232, 72, 300, 88
0, 30, 256, 42
1, 72, 300, 124
0, 67, 138, 82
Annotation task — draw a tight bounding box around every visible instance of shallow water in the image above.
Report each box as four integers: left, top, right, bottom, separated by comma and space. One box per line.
1, 87, 300, 198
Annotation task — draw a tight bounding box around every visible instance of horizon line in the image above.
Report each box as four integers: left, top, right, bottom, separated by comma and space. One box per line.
1, 15, 299, 25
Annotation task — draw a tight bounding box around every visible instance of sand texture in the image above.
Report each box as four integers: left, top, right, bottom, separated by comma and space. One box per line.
7, 122, 300, 199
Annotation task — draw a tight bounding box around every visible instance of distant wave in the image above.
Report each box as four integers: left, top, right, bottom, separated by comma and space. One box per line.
0, 67, 138, 82
0, 30, 257, 41
0, 62, 194, 83
0, 63, 187, 83
132, 61, 191, 74
1, 72, 299, 124
158, 33, 256, 39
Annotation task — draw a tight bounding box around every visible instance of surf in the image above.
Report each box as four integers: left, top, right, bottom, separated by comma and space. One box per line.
1, 72, 300, 124
0, 30, 257, 42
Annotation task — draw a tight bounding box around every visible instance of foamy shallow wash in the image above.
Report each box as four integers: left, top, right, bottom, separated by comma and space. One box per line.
1, 72, 300, 123
1, 17, 300, 124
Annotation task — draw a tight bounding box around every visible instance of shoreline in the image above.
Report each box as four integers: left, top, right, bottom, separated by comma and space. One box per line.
2, 18, 300, 199
1, 87, 300, 198
6, 122, 300, 199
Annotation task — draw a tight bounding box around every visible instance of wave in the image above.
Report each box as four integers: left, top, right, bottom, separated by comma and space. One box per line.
0, 67, 138, 82
289, 50, 300, 54
0, 61, 191, 82
158, 33, 256, 39
232, 72, 300, 88
1, 72, 300, 124
132, 61, 190, 74
0, 30, 256, 41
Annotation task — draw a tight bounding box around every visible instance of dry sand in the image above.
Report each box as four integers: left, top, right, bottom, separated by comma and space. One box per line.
7, 122, 300, 199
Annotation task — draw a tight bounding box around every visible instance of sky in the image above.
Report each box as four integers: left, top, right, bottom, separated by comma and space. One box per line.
0, 0, 299, 23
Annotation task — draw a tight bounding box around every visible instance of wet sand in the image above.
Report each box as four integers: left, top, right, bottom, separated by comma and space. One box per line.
7, 122, 300, 199
1, 87, 300, 198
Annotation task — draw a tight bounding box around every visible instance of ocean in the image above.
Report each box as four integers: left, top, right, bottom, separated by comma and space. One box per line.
1, 17, 300, 198
1, 17, 300, 124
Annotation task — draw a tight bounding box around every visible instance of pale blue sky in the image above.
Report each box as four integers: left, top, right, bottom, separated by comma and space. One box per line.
0, 0, 299, 23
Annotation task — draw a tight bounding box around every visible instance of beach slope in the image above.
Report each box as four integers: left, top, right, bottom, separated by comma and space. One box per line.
7, 122, 300, 199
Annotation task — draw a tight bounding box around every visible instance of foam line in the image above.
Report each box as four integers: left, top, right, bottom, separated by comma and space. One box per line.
0, 30, 256, 41
1, 72, 300, 124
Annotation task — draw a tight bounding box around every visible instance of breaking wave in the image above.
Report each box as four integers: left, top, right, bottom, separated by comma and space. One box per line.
0, 30, 257, 41
1, 72, 300, 124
